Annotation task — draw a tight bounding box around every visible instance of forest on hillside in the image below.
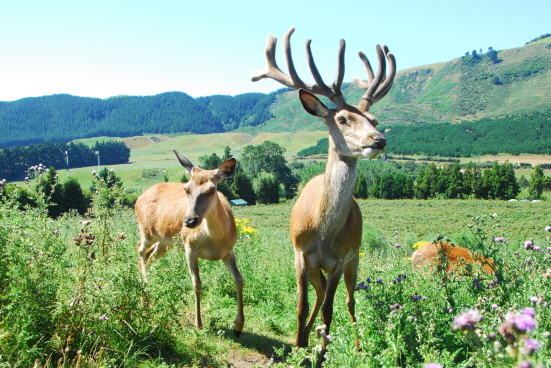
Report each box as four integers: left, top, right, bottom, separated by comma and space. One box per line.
0, 91, 279, 149
383, 111, 551, 156
297, 111, 551, 158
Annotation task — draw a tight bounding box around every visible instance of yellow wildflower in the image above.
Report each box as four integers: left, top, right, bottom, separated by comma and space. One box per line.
412, 241, 430, 249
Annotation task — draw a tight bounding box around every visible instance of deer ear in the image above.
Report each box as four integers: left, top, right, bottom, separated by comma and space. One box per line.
173, 149, 194, 174
299, 89, 329, 118
216, 158, 236, 179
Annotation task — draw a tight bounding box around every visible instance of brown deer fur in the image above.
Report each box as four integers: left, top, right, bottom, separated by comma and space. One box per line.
135, 151, 244, 336
412, 241, 495, 274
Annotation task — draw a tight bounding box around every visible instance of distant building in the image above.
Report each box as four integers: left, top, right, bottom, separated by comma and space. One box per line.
229, 199, 248, 206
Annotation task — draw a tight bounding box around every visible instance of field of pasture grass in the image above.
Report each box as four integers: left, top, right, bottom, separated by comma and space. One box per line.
57, 131, 328, 192
50, 131, 551, 194
1, 185, 550, 367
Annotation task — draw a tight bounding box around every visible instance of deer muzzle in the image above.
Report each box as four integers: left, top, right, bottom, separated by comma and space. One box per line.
184, 217, 199, 228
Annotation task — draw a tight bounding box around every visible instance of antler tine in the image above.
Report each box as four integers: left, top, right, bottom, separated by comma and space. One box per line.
354, 51, 374, 88
372, 45, 396, 102
305, 39, 331, 95
251, 34, 292, 86
355, 44, 396, 111
284, 27, 308, 90
332, 39, 346, 97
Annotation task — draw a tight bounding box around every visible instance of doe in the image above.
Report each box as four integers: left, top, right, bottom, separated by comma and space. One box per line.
252, 27, 396, 352
135, 150, 244, 336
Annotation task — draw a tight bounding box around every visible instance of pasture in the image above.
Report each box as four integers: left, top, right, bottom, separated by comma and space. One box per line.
1, 188, 550, 367
47, 131, 551, 194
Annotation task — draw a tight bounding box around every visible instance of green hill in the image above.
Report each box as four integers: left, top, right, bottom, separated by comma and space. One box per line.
254, 39, 551, 131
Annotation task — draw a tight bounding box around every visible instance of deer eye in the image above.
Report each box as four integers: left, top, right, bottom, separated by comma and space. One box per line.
337, 116, 347, 125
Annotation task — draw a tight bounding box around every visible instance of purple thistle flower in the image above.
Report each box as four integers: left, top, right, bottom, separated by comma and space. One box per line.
524, 239, 534, 249
514, 313, 536, 333
491, 304, 498, 309
423, 364, 443, 368
493, 237, 505, 242
100, 314, 108, 320
395, 243, 401, 248
390, 303, 403, 311
377, 279, 383, 284
522, 338, 540, 356
452, 309, 483, 331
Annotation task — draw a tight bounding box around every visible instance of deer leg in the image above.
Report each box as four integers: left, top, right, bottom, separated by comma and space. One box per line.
344, 255, 360, 348
295, 252, 310, 347
222, 250, 245, 337
304, 269, 326, 344
321, 262, 344, 352
185, 247, 203, 329
137, 238, 159, 279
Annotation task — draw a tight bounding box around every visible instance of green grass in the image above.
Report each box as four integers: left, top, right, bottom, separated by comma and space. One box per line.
1, 188, 550, 367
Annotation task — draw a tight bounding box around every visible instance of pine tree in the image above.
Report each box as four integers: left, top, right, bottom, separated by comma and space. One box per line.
232, 171, 256, 205
63, 177, 88, 215
529, 165, 545, 199
254, 172, 279, 204
355, 171, 368, 199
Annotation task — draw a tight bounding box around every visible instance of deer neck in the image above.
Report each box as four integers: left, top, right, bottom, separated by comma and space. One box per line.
202, 196, 227, 238
316, 140, 358, 237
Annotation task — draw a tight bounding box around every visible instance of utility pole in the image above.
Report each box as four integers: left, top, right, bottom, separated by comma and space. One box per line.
65, 151, 69, 177
95, 151, 100, 173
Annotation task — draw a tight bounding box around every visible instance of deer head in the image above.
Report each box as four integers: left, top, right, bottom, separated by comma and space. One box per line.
173, 149, 236, 228
251, 27, 396, 159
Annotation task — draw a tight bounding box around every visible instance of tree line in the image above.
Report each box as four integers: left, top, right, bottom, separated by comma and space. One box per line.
295, 111, 551, 158
0, 91, 279, 149
358, 160, 550, 200
0, 140, 130, 181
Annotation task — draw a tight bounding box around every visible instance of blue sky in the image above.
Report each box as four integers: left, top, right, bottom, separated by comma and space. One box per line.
1, 0, 550, 102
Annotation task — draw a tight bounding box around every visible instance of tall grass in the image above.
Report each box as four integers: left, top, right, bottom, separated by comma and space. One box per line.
1, 182, 550, 366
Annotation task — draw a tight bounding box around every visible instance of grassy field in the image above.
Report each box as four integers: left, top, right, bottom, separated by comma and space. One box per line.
1, 187, 550, 367
33, 131, 551, 195
58, 131, 328, 191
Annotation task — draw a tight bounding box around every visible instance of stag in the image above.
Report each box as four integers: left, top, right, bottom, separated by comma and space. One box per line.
135, 150, 244, 336
252, 27, 396, 352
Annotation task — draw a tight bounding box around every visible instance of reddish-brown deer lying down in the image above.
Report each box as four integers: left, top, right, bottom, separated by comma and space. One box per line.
135, 150, 244, 336
252, 27, 396, 354
412, 241, 495, 274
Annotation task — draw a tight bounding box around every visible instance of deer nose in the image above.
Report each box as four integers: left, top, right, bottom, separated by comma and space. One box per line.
184, 217, 199, 228
371, 135, 387, 150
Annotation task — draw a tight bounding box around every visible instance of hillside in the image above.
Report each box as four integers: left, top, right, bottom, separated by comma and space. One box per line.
0, 38, 550, 149
256, 39, 551, 131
